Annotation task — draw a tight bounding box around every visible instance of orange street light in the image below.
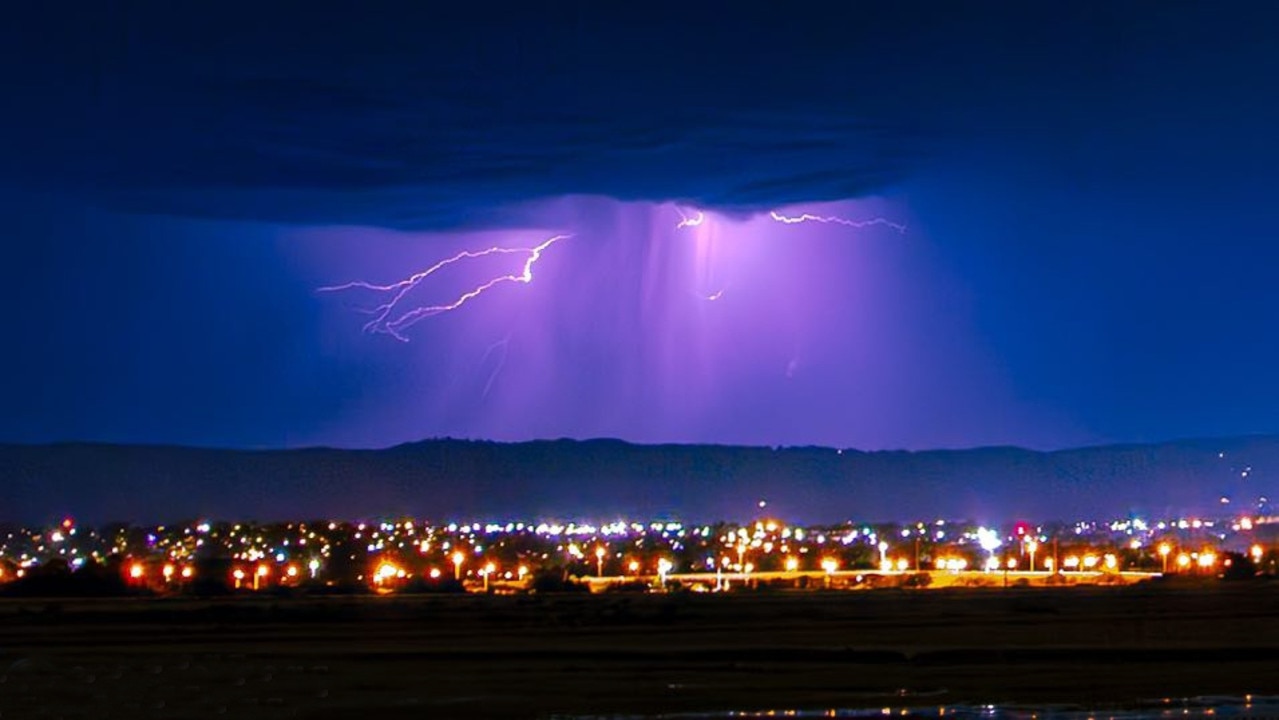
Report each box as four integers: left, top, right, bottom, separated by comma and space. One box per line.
482, 562, 496, 592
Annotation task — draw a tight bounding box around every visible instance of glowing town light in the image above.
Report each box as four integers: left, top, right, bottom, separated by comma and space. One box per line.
976, 528, 1003, 554
1176, 553, 1192, 569
429, 568, 442, 579
286, 565, 299, 578
307, 558, 320, 578
452, 551, 465, 581
656, 558, 673, 585
768, 210, 907, 233
627, 560, 640, 575
1103, 554, 1117, 571
896, 558, 910, 572
1063, 556, 1080, 570
129, 563, 144, 580
819, 557, 838, 588
180, 566, 193, 579
1025, 540, 1039, 572
984, 556, 1000, 572
1251, 544, 1264, 562
375, 562, 400, 585
252, 563, 269, 590
162, 564, 175, 581
517, 565, 529, 581
1082, 554, 1098, 569
319, 234, 570, 341
1198, 551, 1217, 569
595, 545, 606, 577
785, 556, 799, 572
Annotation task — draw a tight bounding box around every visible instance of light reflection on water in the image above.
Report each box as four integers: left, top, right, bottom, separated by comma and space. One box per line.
559, 695, 1278, 720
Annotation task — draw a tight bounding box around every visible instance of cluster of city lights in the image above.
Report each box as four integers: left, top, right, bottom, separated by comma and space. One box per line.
0, 513, 1273, 594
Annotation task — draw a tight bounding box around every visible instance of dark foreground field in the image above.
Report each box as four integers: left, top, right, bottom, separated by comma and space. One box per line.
2, 584, 1277, 718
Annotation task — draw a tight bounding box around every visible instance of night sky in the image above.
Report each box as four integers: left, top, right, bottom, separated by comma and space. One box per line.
4, 3, 1279, 452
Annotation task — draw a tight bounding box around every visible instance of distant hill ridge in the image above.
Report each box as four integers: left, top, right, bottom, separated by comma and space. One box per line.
0, 435, 1275, 524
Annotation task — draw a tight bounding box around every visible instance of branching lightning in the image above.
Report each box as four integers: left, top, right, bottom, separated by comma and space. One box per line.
318, 234, 569, 341
671, 206, 903, 304
322, 204, 902, 341
768, 210, 907, 233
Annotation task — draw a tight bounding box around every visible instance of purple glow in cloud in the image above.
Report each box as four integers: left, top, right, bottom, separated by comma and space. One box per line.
319, 202, 902, 340
303, 195, 1055, 451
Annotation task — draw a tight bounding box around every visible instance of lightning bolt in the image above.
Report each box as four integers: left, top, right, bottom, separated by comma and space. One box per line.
674, 208, 705, 229
479, 334, 511, 399
769, 210, 906, 233
318, 234, 569, 341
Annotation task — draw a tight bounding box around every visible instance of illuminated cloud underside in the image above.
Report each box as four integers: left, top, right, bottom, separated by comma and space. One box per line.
301, 195, 1035, 451
319, 204, 904, 341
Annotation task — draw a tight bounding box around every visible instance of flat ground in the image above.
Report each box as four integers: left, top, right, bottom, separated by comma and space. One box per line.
1, 582, 1276, 719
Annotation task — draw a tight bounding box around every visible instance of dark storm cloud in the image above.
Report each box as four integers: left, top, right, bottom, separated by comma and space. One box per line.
8, 1, 1279, 467
7, 2, 1276, 228
1, 3, 983, 228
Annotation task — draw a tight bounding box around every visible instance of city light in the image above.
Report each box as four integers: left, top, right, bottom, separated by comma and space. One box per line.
376, 562, 400, 583
0, 513, 1264, 597
656, 557, 674, 587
